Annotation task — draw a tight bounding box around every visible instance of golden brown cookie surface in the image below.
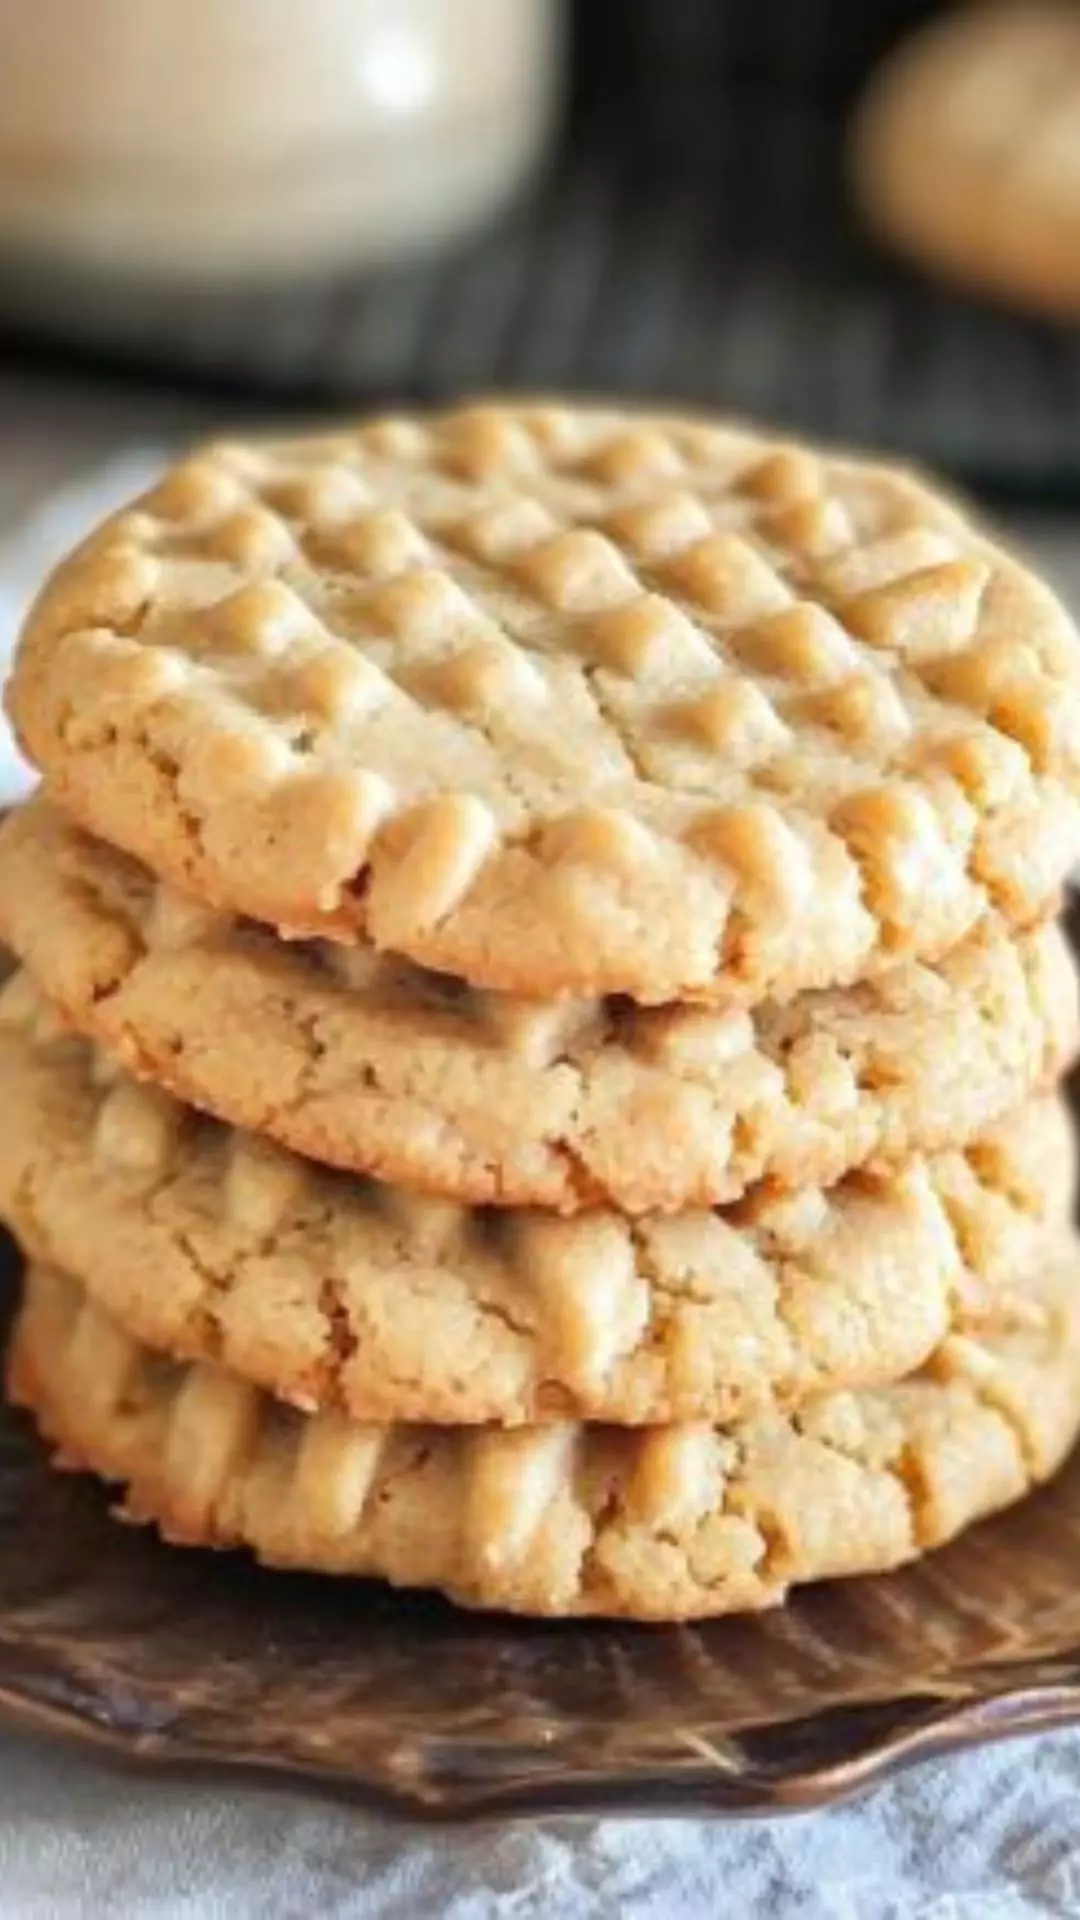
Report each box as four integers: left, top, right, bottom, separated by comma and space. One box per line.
853, 4, 1080, 317
0, 800, 1073, 1214
0, 971, 1073, 1427
10, 403, 1080, 1001
12, 1260, 1080, 1621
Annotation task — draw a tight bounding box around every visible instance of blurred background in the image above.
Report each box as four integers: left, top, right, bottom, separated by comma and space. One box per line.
0, 0, 1077, 572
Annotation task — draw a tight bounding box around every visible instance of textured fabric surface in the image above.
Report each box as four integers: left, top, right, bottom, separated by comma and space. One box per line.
1, 1727, 1080, 1917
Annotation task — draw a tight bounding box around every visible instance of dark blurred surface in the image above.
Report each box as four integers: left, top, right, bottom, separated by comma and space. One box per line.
2, 0, 1080, 499
576, 0, 940, 139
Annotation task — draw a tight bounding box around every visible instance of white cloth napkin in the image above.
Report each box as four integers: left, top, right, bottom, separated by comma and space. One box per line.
2, 461, 1080, 1915
0, 452, 164, 805
1, 1724, 1079, 1918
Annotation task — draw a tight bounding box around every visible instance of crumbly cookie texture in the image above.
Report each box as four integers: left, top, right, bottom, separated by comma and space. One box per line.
0, 973, 1073, 1427
1, 802, 1073, 1214
9, 403, 1080, 1002
12, 1261, 1080, 1621
852, 4, 1080, 318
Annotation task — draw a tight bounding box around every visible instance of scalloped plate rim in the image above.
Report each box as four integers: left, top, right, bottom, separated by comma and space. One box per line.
3, 1641, 1080, 1821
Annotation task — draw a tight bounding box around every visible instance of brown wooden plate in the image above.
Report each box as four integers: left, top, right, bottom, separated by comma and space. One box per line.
3, 1218, 1080, 1823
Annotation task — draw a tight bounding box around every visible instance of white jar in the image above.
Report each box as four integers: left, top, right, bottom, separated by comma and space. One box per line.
0, 0, 561, 289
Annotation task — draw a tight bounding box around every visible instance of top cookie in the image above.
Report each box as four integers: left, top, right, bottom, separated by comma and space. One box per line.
9, 402, 1080, 1001
853, 4, 1080, 320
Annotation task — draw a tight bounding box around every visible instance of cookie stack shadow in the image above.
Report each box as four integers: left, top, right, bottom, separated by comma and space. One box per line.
1, 402, 1079, 1621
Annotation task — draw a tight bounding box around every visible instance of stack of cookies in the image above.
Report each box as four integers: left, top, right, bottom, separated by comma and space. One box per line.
1, 401, 1079, 1621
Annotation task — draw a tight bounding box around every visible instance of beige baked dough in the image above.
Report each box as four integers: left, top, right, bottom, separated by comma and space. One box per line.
11, 1260, 1080, 1620
854, 4, 1080, 317
0, 971, 1073, 1427
0, 799, 1073, 1214
10, 403, 1080, 1001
